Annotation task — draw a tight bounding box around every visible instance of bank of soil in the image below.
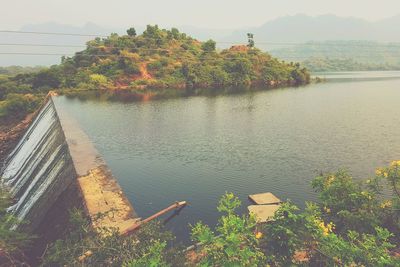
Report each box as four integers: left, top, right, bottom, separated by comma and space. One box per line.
0, 114, 34, 163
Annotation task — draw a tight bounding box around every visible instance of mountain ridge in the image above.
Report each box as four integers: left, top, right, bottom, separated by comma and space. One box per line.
2, 14, 400, 66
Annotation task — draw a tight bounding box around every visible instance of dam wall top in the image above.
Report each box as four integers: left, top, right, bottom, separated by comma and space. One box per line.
1, 95, 139, 233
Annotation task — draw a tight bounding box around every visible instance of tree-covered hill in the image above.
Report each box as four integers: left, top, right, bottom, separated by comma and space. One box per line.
52, 25, 309, 91
0, 25, 309, 120
302, 58, 400, 72
270, 40, 400, 71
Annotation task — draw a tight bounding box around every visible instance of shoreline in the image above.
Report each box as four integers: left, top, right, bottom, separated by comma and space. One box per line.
0, 80, 316, 162
60, 79, 316, 103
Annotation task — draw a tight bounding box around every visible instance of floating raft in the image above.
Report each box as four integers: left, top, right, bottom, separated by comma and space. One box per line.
248, 192, 282, 205
247, 192, 282, 223
248, 205, 281, 223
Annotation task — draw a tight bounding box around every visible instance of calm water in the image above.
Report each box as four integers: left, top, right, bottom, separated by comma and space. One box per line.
54, 71, 400, 243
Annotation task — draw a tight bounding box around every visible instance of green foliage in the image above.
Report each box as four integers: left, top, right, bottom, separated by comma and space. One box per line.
302, 57, 400, 72
123, 241, 169, 267
0, 187, 34, 265
0, 66, 45, 76
42, 209, 183, 267
261, 202, 304, 265
319, 227, 399, 267
271, 40, 400, 71
190, 193, 266, 266
261, 162, 400, 266
127, 27, 137, 37
40, 160, 400, 266
89, 74, 110, 89
0, 26, 310, 108
0, 93, 41, 120
312, 170, 381, 233
32, 67, 62, 91
247, 33, 255, 48
201, 40, 216, 52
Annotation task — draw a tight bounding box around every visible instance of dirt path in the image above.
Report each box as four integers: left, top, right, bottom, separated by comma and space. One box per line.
140, 63, 153, 80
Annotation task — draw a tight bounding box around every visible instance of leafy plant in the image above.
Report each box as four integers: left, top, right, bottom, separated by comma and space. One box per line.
190, 193, 266, 266
0, 187, 34, 266
42, 208, 183, 267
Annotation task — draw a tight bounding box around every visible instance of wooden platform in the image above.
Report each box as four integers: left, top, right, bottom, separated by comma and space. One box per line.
249, 192, 282, 205
248, 204, 280, 223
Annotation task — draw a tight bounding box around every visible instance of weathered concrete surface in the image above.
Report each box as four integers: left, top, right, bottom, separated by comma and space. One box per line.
248, 204, 281, 223
78, 166, 140, 233
248, 192, 282, 205
51, 96, 139, 231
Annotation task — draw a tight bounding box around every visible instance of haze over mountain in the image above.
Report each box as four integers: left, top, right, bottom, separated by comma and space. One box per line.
1, 14, 400, 66
224, 14, 400, 44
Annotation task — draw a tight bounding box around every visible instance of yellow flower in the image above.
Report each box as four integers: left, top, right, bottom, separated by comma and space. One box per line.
390, 160, 400, 167
323, 206, 331, 213
255, 232, 263, 239
376, 169, 383, 176
327, 222, 335, 232
326, 175, 335, 186
317, 219, 335, 236
380, 200, 392, 209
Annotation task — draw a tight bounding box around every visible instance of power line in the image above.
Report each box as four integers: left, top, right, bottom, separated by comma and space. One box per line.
0, 30, 108, 38
0, 43, 86, 48
1, 52, 400, 61
2, 42, 400, 52
2, 30, 400, 47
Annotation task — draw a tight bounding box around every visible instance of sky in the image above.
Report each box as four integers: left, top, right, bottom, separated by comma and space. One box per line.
2, 0, 400, 30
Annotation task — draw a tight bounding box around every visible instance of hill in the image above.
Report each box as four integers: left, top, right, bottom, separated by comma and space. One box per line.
268, 40, 400, 71
3, 14, 400, 67
0, 25, 309, 120
301, 58, 400, 72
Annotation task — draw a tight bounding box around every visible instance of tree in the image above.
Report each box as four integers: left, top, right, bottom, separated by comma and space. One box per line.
32, 68, 61, 90
169, 28, 181, 40
143, 25, 161, 39
201, 39, 216, 52
247, 33, 255, 48
127, 27, 137, 37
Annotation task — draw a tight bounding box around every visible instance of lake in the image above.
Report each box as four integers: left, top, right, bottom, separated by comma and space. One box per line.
53, 71, 400, 243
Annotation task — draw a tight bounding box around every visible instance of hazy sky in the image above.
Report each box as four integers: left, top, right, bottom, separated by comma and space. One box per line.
2, 0, 400, 29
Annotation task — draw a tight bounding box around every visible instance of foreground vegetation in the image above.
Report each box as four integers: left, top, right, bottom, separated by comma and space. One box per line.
0, 187, 33, 266
2, 161, 399, 266
0, 25, 310, 121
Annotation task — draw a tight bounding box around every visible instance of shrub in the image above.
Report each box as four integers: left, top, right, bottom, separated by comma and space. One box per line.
312, 170, 381, 233
190, 193, 266, 266
0, 93, 41, 120
42, 209, 183, 267
0, 187, 34, 265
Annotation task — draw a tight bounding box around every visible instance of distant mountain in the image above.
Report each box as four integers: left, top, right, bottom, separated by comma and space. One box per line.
223, 14, 400, 45
2, 14, 400, 67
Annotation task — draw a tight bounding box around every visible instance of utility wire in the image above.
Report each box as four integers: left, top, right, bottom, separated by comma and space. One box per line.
2, 43, 400, 53
0, 30, 108, 38
1, 52, 400, 62
2, 30, 400, 47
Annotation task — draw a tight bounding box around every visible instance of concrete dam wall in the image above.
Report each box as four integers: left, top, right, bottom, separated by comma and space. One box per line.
1, 96, 139, 233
